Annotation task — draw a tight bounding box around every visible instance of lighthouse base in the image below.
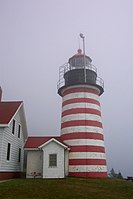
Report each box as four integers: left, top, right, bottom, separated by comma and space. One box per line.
69, 172, 107, 178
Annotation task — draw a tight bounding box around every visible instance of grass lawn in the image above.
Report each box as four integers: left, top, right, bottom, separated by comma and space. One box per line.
0, 177, 133, 199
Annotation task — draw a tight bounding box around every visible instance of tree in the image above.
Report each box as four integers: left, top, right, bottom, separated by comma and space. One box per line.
109, 168, 117, 178
117, 171, 123, 179
108, 168, 123, 179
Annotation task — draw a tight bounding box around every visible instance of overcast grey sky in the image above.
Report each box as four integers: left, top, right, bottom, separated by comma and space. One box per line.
0, 0, 133, 177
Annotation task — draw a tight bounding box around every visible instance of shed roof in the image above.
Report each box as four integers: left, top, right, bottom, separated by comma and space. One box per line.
0, 101, 22, 125
24, 136, 68, 149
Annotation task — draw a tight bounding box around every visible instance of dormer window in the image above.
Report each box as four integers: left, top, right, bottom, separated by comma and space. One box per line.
12, 119, 15, 134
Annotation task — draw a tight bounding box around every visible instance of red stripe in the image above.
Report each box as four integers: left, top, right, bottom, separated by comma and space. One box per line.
62, 108, 101, 117
69, 159, 106, 165
70, 146, 105, 153
69, 172, 107, 178
62, 98, 100, 106
61, 120, 103, 129
61, 132, 104, 140
63, 87, 99, 96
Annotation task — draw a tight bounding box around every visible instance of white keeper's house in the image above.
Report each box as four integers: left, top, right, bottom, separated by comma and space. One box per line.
0, 87, 28, 180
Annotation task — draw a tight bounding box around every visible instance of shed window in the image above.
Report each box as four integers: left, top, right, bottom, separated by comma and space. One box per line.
49, 154, 57, 167
7, 143, 11, 160
12, 119, 15, 134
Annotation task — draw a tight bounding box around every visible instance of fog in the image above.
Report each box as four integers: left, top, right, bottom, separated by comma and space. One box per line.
0, 0, 133, 177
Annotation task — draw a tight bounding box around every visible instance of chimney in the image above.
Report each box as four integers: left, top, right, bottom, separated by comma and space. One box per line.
0, 87, 2, 101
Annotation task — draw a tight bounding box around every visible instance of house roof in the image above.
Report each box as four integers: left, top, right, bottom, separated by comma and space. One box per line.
0, 101, 22, 125
24, 136, 68, 149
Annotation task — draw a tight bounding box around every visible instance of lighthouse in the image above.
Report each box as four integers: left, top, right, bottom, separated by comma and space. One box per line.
57, 35, 107, 178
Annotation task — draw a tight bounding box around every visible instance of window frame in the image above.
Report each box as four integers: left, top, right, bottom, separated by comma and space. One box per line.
7, 143, 11, 161
49, 154, 57, 167
18, 124, 21, 138
12, 119, 15, 134
18, 148, 21, 162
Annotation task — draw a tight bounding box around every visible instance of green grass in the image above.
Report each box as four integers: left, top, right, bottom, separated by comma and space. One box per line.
0, 178, 133, 199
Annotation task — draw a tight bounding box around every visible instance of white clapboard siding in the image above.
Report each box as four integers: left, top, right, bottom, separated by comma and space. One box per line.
0, 110, 25, 172
0, 128, 4, 169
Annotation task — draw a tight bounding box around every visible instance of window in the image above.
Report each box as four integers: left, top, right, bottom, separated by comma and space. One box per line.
18, 148, 21, 162
49, 154, 57, 167
12, 119, 15, 134
7, 143, 11, 160
18, 125, 21, 138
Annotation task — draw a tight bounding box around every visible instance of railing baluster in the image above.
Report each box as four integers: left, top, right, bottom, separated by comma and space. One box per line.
57, 62, 104, 90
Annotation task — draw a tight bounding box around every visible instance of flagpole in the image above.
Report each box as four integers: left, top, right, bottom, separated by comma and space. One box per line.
80, 34, 87, 176
80, 33, 86, 83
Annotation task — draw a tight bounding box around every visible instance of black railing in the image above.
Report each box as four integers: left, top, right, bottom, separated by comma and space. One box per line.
57, 62, 104, 90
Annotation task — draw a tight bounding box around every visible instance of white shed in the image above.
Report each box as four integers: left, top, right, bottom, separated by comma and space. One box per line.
24, 137, 69, 179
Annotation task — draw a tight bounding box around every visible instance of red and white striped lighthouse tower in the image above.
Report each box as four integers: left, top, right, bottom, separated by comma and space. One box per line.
57, 35, 107, 178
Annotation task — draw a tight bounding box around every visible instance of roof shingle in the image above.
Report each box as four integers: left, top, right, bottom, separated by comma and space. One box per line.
24, 136, 66, 148
0, 101, 22, 125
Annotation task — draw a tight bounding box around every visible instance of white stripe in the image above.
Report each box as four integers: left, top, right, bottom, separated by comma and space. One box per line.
62, 103, 101, 112
63, 92, 100, 102
69, 152, 106, 159
61, 126, 103, 135
64, 139, 104, 147
62, 114, 102, 123
69, 165, 107, 172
